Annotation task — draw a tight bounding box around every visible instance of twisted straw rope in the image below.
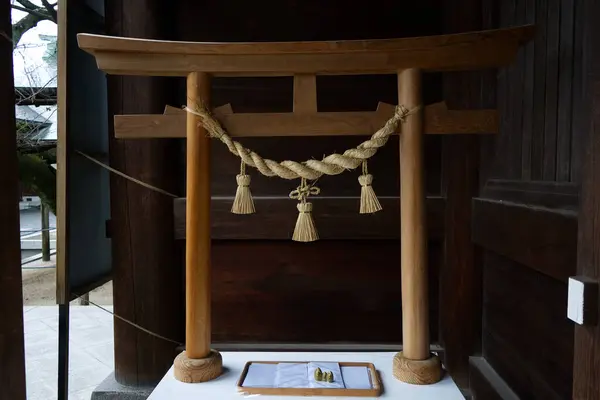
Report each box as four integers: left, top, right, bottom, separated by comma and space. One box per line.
184, 104, 418, 180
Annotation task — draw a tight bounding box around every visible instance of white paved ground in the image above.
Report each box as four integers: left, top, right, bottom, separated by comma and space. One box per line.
23, 305, 114, 400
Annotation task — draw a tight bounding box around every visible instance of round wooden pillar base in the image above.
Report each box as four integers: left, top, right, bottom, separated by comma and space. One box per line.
173, 350, 223, 383
392, 351, 443, 385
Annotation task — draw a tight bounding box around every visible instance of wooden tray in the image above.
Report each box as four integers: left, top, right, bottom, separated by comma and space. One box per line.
236, 361, 382, 397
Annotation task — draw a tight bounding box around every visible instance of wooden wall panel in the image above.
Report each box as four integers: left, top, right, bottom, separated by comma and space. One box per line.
472, 198, 577, 281
469, 357, 520, 400
573, 0, 600, 397
485, 0, 582, 184
473, 0, 581, 397
483, 254, 573, 400
210, 241, 441, 344
174, 197, 445, 240
439, 0, 487, 388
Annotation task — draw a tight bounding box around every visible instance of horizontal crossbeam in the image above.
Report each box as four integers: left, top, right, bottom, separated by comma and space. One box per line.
77, 25, 534, 77
113, 102, 497, 138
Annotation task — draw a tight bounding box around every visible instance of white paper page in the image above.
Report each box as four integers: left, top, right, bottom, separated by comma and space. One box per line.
341, 366, 372, 389
308, 362, 345, 389
275, 363, 309, 388
241, 363, 277, 388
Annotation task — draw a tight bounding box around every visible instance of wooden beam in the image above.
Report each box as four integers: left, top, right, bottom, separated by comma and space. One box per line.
293, 75, 317, 113
77, 25, 534, 76
114, 102, 498, 139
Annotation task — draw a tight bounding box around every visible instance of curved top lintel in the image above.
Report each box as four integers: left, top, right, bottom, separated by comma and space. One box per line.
77, 25, 534, 77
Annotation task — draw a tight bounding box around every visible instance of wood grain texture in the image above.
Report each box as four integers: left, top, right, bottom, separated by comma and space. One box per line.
399, 69, 430, 361
392, 352, 443, 385
173, 350, 222, 383
483, 254, 573, 400
439, 0, 486, 388
573, 0, 600, 396
469, 357, 519, 400
185, 72, 212, 359
209, 240, 441, 344
105, 0, 184, 385
0, 0, 27, 397
56, 0, 69, 305
293, 75, 317, 113
481, 179, 579, 210
520, 0, 536, 180
77, 25, 534, 76
556, 0, 575, 182
530, 0, 547, 180
472, 198, 577, 281
542, 0, 560, 181
173, 197, 445, 240
569, 0, 585, 183
439, 73, 483, 388
113, 102, 498, 138
493, 0, 582, 185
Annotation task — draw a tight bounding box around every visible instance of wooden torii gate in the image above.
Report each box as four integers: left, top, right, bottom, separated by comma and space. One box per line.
77, 25, 533, 386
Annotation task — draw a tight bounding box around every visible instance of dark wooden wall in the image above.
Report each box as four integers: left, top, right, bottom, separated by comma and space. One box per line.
173, 0, 446, 345
573, 1, 600, 398
0, 0, 27, 398
469, 0, 582, 399
106, 0, 185, 386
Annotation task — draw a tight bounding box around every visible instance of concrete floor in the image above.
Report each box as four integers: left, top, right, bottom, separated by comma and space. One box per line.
24, 306, 114, 400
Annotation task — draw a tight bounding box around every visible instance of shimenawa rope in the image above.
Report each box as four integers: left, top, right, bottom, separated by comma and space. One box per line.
184, 104, 417, 180
185, 103, 419, 241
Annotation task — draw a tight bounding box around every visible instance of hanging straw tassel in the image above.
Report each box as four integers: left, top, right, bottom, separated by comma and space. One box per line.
290, 178, 320, 242
231, 161, 255, 214
359, 161, 382, 214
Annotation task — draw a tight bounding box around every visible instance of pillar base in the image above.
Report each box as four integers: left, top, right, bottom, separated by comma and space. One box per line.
392, 351, 443, 385
173, 350, 223, 383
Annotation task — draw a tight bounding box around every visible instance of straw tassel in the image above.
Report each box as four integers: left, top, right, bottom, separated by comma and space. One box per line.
231, 161, 255, 214
359, 161, 382, 214
289, 178, 320, 242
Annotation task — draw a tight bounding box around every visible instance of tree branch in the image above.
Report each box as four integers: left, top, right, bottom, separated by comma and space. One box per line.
10, 4, 55, 49
15, 0, 39, 10
11, 4, 50, 20
39, 0, 57, 22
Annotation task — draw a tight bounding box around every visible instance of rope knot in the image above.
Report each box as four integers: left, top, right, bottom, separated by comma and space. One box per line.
358, 174, 374, 186
289, 178, 320, 203
236, 174, 251, 187
394, 105, 412, 122
297, 202, 313, 213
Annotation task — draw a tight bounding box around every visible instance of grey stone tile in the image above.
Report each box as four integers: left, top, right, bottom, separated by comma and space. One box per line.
24, 328, 58, 358
23, 305, 115, 400
69, 363, 112, 394
26, 318, 55, 333
82, 342, 115, 369
24, 306, 57, 323
69, 324, 114, 347
26, 378, 57, 400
